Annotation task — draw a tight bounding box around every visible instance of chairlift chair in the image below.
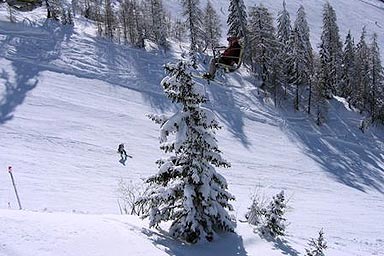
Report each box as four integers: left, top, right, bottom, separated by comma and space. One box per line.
213, 43, 244, 73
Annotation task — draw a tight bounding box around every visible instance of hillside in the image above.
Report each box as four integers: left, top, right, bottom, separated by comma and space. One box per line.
164, 0, 384, 56
1, 1, 384, 256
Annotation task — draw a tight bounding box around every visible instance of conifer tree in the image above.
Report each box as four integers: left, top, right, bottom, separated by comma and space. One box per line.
104, 0, 115, 40
341, 31, 356, 100
227, 0, 247, 37
137, 60, 235, 244
227, 0, 249, 63
172, 18, 187, 42
305, 229, 327, 256
354, 27, 370, 110
289, 5, 313, 111
119, 0, 129, 44
319, 2, 343, 98
245, 193, 266, 226
248, 4, 278, 90
276, 0, 292, 96
313, 53, 328, 125
149, 0, 167, 47
95, 1, 103, 36
277, 1, 291, 45
120, 0, 139, 45
368, 33, 384, 122
181, 0, 204, 52
263, 190, 286, 237
203, 0, 221, 51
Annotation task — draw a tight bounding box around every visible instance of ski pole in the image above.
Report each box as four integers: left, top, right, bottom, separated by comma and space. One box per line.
8, 166, 22, 210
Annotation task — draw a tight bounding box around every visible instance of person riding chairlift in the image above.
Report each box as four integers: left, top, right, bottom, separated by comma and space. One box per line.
203, 36, 242, 80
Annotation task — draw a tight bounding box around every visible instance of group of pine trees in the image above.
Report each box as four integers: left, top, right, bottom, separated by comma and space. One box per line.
241, 1, 384, 126
5, 0, 383, 126
66, 0, 223, 51
172, 0, 384, 127
73, 0, 170, 47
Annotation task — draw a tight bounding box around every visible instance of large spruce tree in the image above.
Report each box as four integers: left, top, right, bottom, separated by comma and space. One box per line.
318, 2, 343, 98
137, 60, 235, 243
203, 0, 222, 51
341, 31, 356, 100
368, 33, 384, 122
354, 27, 370, 110
181, 0, 204, 52
248, 4, 278, 89
289, 5, 313, 111
227, 0, 247, 37
276, 0, 292, 96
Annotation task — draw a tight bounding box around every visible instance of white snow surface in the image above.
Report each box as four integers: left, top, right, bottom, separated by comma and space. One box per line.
1, 2, 384, 256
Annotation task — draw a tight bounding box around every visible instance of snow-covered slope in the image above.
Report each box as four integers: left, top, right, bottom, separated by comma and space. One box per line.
1, 2, 384, 256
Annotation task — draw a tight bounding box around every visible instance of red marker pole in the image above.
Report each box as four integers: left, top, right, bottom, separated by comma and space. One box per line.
8, 166, 22, 210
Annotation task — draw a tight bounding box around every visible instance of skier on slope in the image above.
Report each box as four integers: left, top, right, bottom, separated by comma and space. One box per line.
203, 36, 242, 80
117, 143, 127, 160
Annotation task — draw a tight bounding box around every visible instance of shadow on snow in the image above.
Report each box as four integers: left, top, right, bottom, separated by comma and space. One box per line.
0, 20, 73, 124
0, 19, 252, 146
281, 99, 384, 193
141, 227, 249, 256
258, 231, 300, 256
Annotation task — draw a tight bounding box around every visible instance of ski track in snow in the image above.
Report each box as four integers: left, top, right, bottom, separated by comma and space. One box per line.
0, 3, 384, 256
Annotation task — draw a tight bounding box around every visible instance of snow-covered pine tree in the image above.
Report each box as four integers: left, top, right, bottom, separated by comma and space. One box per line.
181, 0, 204, 52
368, 33, 384, 123
149, 0, 167, 48
94, 0, 103, 37
138, 0, 164, 46
203, 0, 221, 51
340, 31, 356, 100
227, 0, 250, 64
276, 0, 292, 96
135, 1, 148, 47
104, 0, 115, 40
227, 0, 247, 37
354, 27, 370, 110
120, 0, 137, 45
263, 190, 286, 237
137, 60, 235, 244
172, 18, 187, 43
248, 4, 278, 90
305, 229, 327, 256
319, 2, 343, 98
312, 52, 328, 125
277, 0, 291, 47
289, 5, 313, 111
245, 193, 267, 226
